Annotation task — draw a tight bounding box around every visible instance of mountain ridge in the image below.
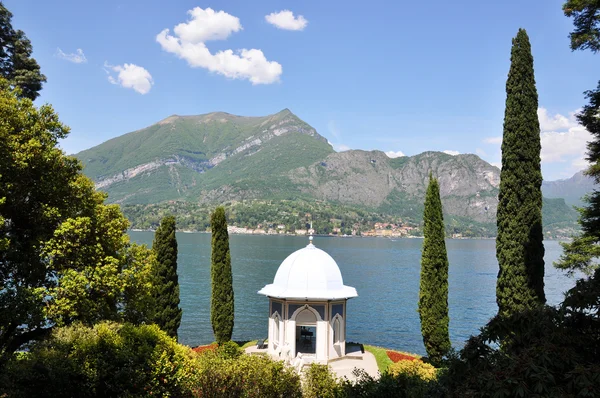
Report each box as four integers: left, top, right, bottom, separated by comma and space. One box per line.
75, 109, 578, 236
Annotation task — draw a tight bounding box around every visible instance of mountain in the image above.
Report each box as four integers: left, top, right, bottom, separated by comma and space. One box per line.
542, 170, 596, 207
76, 109, 578, 236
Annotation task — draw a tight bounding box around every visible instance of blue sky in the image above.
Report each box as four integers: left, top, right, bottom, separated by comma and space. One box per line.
6, 0, 599, 180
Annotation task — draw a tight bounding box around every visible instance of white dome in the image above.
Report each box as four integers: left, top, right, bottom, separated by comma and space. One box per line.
258, 240, 358, 300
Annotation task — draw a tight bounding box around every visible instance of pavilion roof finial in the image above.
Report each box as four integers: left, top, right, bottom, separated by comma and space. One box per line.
308, 235, 314, 246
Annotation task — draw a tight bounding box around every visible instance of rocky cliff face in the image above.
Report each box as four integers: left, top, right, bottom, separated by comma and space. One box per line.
542, 170, 596, 206
289, 151, 499, 223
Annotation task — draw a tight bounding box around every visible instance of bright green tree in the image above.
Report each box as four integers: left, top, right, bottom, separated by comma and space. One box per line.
151, 215, 182, 339
210, 206, 234, 345
496, 29, 545, 318
0, 3, 46, 100
0, 79, 154, 367
418, 174, 450, 364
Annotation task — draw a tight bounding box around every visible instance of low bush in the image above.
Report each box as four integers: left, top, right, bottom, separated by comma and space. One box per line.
0, 322, 199, 398
303, 363, 340, 398
388, 359, 437, 382
216, 340, 242, 359
193, 350, 302, 398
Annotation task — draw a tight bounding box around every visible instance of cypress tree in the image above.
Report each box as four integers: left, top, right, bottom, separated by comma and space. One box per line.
151, 215, 182, 339
210, 206, 234, 345
418, 174, 450, 364
496, 29, 545, 318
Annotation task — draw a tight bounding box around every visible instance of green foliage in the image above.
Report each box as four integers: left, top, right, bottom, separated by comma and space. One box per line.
43, 203, 155, 327
193, 350, 302, 398
210, 206, 234, 345
303, 364, 340, 398
0, 79, 155, 367
556, 84, 600, 276
563, 0, 600, 52
0, 322, 200, 398
388, 360, 437, 382
151, 215, 182, 339
0, 3, 46, 100
419, 175, 450, 365
215, 340, 241, 359
446, 303, 600, 398
496, 29, 546, 318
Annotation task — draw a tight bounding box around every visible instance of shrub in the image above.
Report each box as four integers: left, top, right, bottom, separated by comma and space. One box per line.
337, 368, 443, 398
388, 359, 437, 382
0, 322, 199, 397
193, 351, 302, 398
446, 306, 600, 397
303, 363, 340, 398
216, 340, 241, 359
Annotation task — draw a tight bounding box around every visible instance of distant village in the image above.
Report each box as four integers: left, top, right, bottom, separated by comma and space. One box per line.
225, 222, 421, 238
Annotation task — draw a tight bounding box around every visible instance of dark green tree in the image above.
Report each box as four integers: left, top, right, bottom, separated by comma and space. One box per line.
151, 215, 182, 339
563, 0, 600, 52
0, 3, 46, 100
558, 2, 600, 277
210, 206, 234, 345
418, 174, 450, 364
496, 29, 545, 318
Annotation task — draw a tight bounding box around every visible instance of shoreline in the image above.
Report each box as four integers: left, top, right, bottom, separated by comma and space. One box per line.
129, 229, 571, 242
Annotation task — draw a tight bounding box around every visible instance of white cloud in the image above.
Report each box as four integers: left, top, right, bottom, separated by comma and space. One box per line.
443, 150, 459, 156
56, 48, 87, 64
105, 62, 153, 94
484, 136, 502, 144
157, 7, 282, 85
537, 107, 576, 131
476, 148, 487, 157
265, 10, 308, 31
385, 151, 405, 158
491, 162, 502, 169
540, 125, 591, 163
536, 108, 591, 164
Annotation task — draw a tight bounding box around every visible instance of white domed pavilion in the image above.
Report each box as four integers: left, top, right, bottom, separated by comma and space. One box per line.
258, 237, 358, 364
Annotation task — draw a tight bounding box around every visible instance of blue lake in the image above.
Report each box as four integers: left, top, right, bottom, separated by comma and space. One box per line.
129, 232, 575, 355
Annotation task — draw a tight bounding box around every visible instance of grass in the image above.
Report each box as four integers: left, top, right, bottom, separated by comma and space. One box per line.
364, 345, 394, 373
237, 340, 258, 350
364, 345, 422, 373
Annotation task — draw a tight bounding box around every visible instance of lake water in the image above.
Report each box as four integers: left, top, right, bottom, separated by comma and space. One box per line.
129, 232, 575, 355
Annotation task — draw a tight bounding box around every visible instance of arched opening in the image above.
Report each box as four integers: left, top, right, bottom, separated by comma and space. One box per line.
294, 307, 317, 355
273, 314, 280, 348
333, 317, 341, 345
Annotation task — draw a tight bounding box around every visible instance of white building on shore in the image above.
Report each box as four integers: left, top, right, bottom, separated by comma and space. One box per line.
258, 237, 358, 364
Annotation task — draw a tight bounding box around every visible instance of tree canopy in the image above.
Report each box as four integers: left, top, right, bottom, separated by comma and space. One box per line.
496, 29, 546, 318
563, 0, 600, 52
151, 215, 182, 339
418, 175, 450, 364
0, 79, 153, 367
210, 206, 234, 345
0, 3, 46, 100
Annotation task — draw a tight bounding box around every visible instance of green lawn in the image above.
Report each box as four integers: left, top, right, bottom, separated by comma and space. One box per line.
237, 340, 258, 349
364, 345, 393, 373
364, 345, 422, 373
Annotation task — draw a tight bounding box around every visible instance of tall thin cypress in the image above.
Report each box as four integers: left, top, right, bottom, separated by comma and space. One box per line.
418, 174, 450, 364
496, 29, 545, 318
151, 215, 182, 339
210, 206, 234, 345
